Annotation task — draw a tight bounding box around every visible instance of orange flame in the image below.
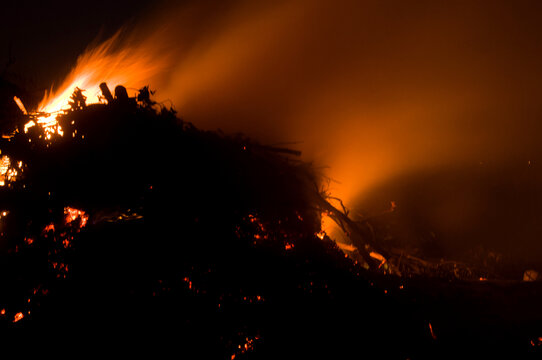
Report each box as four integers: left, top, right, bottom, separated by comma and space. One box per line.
38, 30, 169, 115
23, 29, 171, 136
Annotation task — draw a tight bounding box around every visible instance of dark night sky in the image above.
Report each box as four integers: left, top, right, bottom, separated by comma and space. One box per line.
0, 0, 153, 88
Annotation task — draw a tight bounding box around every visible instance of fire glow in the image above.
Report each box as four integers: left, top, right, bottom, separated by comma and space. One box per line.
9, 0, 539, 277
64, 207, 89, 228
16, 0, 405, 211
13, 1, 542, 251
22, 29, 170, 137
0, 155, 17, 186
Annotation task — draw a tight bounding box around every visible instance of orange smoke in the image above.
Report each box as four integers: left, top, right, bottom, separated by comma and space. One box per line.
38, 0, 542, 214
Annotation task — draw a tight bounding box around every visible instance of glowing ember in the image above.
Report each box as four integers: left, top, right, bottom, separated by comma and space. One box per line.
13, 312, 24, 323
242, 295, 265, 304
369, 252, 386, 262
183, 277, 193, 290
0, 155, 18, 186
13, 96, 27, 115
23, 120, 35, 133
43, 224, 55, 233
64, 207, 89, 228
531, 337, 542, 347
232, 336, 260, 359
248, 214, 265, 232
336, 242, 357, 252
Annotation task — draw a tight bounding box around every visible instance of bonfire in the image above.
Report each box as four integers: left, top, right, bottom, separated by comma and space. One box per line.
0, 82, 540, 357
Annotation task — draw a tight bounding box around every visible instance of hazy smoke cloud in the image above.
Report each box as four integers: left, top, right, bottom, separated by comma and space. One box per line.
130, 0, 542, 202
47, 0, 542, 261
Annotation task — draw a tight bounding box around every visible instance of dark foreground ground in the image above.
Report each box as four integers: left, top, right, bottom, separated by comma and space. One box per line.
0, 85, 541, 358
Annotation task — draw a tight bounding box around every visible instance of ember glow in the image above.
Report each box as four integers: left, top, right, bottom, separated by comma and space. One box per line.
64, 207, 89, 228
0, 155, 18, 186
231, 336, 260, 359
13, 312, 24, 323
27, 113, 64, 137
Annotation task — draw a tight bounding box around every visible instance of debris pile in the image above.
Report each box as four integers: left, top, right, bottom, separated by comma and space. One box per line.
0, 82, 540, 357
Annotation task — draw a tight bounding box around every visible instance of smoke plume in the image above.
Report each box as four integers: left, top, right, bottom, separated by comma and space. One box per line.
43, 0, 542, 261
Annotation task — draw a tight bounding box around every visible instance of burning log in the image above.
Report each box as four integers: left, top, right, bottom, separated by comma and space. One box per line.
99, 82, 114, 103
13, 96, 27, 115
316, 194, 497, 279
314, 194, 393, 271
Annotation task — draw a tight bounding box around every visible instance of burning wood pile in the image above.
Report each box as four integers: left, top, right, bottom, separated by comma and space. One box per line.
0, 82, 540, 357
0, 84, 442, 269
8, 83, 498, 280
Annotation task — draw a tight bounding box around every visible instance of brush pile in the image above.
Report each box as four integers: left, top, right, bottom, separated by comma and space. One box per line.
0, 83, 541, 357
0, 83, 374, 355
